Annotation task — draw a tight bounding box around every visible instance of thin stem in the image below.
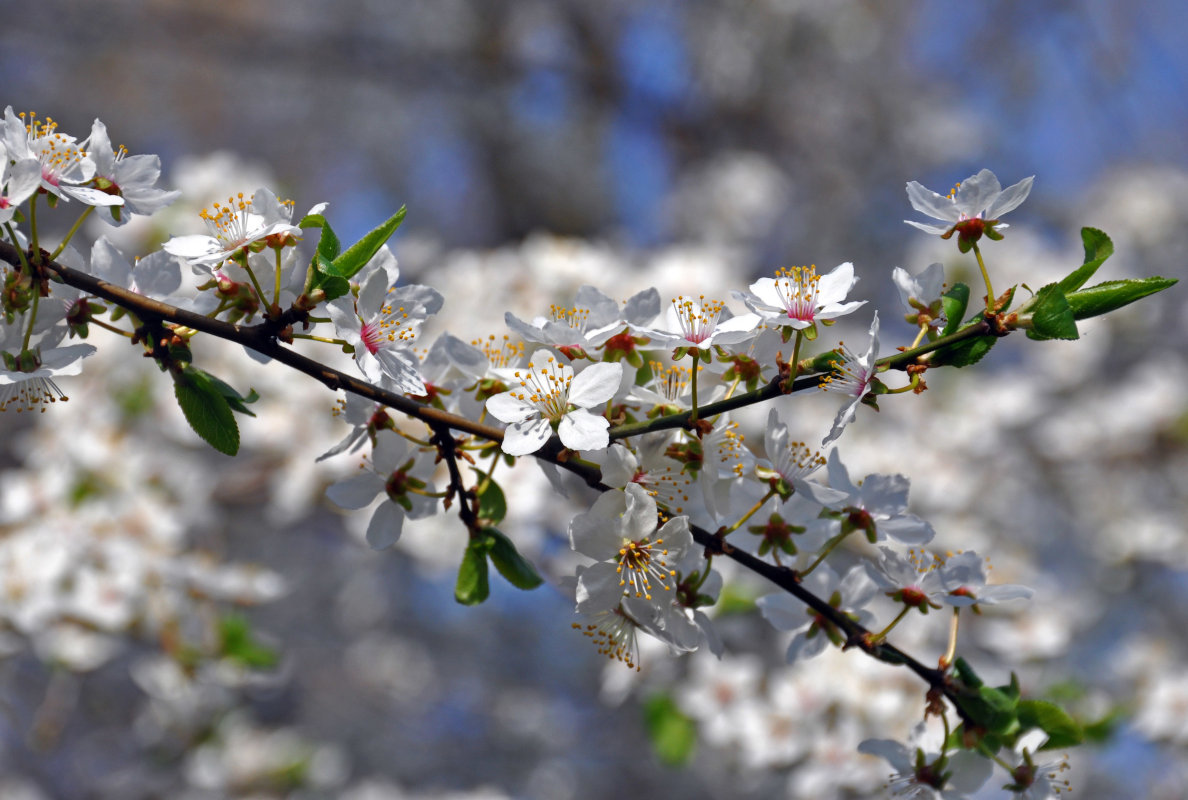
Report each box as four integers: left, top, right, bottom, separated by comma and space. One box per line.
872, 604, 913, 642
89, 317, 135, 338
688, 350, 700, 422
721, 488, 776, 535
241, 261, 270, 310
290, 333, 348, 345
909, 325, 928, 349
972, 242, 994, 314
272, 247, 283, 305
800, 527, 851, 577
22, 287, 40, 351
939, 607, 960, 669
48, 206, 94, 261
3, 222, 29, 271
28, 194, 40, 255
789, 328, 804, 379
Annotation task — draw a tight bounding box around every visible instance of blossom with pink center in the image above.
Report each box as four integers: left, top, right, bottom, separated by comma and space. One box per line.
735, 262, 865, 333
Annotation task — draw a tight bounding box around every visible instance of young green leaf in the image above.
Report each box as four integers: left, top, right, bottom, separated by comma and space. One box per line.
1057, 227, 1114, 294
218, 613, 280, 670
455, 538, 491, 605
1066, 277, 1177, 320
1024, 284, 1079, 341
486, 528, 543, 590
940, 283, 971, 337
474, 470, 507, 526
1017, 700, 1084, 750
331, 207, 407, 280
173, 366, 240, 455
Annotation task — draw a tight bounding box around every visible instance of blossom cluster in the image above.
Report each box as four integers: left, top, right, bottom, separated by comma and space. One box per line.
2, 106, 1175, 799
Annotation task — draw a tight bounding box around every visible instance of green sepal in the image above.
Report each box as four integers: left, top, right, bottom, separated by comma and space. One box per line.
643, 693, 697, 766
331, 206, 407, 280
173, 366, 240, 455
218, 613, 279, 669
473, 469, 507, 525
940, 283, 971, 337
1058, 227, 1114, 294
1017, 700, 1084, 750
1066, 277, 1177, 320
486, 527, 543, 590
454, 536, 491, 605
1024, 284, 1079, 341
808, 348, 844, 374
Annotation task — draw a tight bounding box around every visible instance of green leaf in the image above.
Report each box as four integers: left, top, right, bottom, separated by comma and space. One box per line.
474, 470, 507, 525
1058, 227, 1114, 294
218, 613, 279, 669
486, 528, 543, 590
1066, 277, 1177, 320
955, 685, 1019, 735
1017, 700, 1084, 750
173, 367, 240, 455
1025, 284, 1079, 341
455, 538, 490, 605
202, 372, 259, 417
331, 207, 407, 280
940, 283, 971, 337
930, 333, 996, 368
643, 694, 697, 766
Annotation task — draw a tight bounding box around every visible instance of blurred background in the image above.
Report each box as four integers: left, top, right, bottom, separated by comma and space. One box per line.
2, 1, 1187, 798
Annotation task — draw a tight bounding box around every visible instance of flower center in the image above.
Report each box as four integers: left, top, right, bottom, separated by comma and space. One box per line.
616, 537, 675, 600
671, 295, 725, 344
772, 265, 821, 322
511, 355, 572, 421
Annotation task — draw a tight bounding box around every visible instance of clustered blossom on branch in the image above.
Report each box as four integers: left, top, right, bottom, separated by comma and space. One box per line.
1, 106, 1175, 799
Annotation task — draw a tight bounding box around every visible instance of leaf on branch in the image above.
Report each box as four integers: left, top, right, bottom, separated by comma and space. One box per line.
455, 537, 491, 605
1017, 700, 1084, 750
330, 207, 407, 280
486, 527, 543, 590
173, 366, 240, 455
1066, 277, 1177, 320
474, 470, 507, 526
1025, 283, 1079, 341
1057, 227, 1114, 294
940, 282, 970, 337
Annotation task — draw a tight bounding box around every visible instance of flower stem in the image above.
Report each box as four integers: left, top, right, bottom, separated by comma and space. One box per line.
872, 604, 913, 642
972, 242, 994, 314
22, 288, 40, 351
688, 350, 700, 422
800, 527, 851, 577
273, 248, 283, 306
3, 223, 30, 271
939, 607, 960, 669
721, 488, 776, 535
49, 206, 94, 261
242, 261, 269, 311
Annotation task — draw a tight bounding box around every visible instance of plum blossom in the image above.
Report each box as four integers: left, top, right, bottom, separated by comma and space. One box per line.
819, 311, 880, 446
84, 119, 181, 226
163, 188, 319, 268
505, 284, 660, 354
641, 295, 759, 352
0, 142, 41, 224
1, 107, 124, 209
734, 262, 865, 333
936, 551, 1033, 608
905, 168, 1033, 250
486, 348, 621, 455
325, 431, 437, 550
793, 449, 936, 546
757, 563, 877, 662
893, 262, 947, 331
858, 733, 993, 799
569, 483, 693, 613
327, 256, 442, 395
0, 312, 96, 413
